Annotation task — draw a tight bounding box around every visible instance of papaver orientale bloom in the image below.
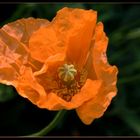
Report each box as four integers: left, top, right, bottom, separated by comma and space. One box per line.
0, 7, 118, 125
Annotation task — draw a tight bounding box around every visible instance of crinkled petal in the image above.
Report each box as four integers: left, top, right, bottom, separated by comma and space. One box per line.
29, 9, 77, 63
76, 22, 118, 125
93, 22, 118, 85
34, 53, 66, 92
29, 7, 97, 64
15, 52, 101, 110
2, 17, 49, 45
84, 47, 97, 80
0, 31, 28, 86
76, 84, 117, 125
65, 8, 97, 70
15, 66, 47, 104
0, 18, 49, 85
30, 51, 102, 110
0, 29, 28, 60
37, 79, 102, 110
29, 23, 66, 63
0, 64, 18, 86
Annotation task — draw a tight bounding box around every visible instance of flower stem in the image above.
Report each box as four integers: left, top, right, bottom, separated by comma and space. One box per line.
27, 110, 67, 137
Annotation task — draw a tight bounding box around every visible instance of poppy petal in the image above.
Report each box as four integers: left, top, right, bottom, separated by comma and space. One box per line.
65, 8, 97, 70
84, 47, 97, 80
2, 17, 49, 45
0, 30, 28, 86
0, 18, 49, 99
29, 7, 97, 64
37, 79, 102, 110
93, 22, 118, 84
0, 65, 18, 86
0, 18, 49, 77
76, 22, 118, 125
15, 66, 47, 104
29, 23, 66, 63
76, 84, 117, 125
34, 53, 65, 92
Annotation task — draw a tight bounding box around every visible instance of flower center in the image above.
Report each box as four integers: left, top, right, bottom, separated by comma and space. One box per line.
52, 64, 87, 102
58, 64, 77, 84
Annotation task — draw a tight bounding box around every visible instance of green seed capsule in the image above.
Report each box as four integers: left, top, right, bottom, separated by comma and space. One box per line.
58, 64, 77, 82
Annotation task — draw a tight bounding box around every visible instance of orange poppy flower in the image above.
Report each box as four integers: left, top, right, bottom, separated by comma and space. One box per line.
0, 7, 118, 125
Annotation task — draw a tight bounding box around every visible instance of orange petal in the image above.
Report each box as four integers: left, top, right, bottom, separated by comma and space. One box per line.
34, 53, 65, 92
0, 30, 28, 86
65, 8, 97, 70
76, 22, 118, 125
29, 7, 97, 64
37, 79, 102, 110
0, 29, 28, 58
84, 47, 97, 80
0, 65, 18, 86
93, 22, 119, 84
14, 53, 101, 110
29, 8, 76, 63
2, 17, 49, 45
29, 23, 66, 63
76, 84, 117, 125
15, 66, 47, 105
0, 18, 49, 81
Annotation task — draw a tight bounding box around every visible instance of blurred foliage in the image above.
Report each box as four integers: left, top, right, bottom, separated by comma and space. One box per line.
0, 84, 17, 103
0, 3, 140, 136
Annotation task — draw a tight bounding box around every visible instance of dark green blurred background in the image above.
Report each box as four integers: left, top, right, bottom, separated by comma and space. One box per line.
0, 3, 140, 136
